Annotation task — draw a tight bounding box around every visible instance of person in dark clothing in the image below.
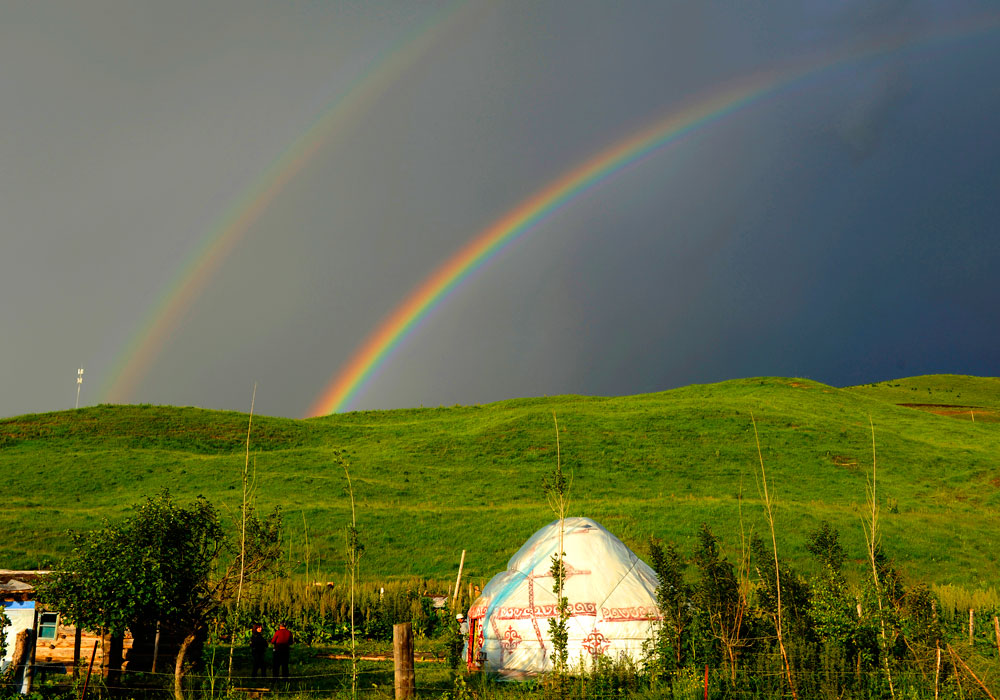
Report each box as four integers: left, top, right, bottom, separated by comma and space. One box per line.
270, 622, 294, 678
249, 624, 268, 679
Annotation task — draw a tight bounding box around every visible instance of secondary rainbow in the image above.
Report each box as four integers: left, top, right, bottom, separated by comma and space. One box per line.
308, 14, 1000, 416
102, 1, 475, 404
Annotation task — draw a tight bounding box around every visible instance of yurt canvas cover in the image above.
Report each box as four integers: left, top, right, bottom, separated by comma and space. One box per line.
466, 517, 659, 675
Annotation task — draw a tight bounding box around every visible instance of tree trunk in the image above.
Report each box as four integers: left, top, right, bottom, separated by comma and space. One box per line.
73, 626, 82, 678
102, 633, 124, 687
174, 631, 199, 700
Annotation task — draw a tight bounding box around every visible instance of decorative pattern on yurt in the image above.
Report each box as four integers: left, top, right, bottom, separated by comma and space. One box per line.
465, 517, 660, 676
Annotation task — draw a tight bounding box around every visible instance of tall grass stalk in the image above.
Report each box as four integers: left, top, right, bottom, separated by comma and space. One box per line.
863, 416, 895, 700
228, 383, 257, 681
947, 643, 998, 700
751, 414, 796, 700
734, 476, 753, 679
343, 457, 363, 700
544, 413, 571, 697
302, 510, 311, 581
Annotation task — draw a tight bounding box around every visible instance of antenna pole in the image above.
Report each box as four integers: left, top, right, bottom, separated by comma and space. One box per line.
75, 368, 84, 409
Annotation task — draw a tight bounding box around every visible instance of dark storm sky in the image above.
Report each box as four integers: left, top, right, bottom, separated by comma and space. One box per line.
1, 0, 998, 418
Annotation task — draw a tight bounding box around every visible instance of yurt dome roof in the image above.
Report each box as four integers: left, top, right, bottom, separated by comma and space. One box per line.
466, 517, 659, 676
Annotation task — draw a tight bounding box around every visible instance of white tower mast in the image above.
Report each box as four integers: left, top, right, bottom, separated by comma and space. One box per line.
75, 368, 84, 409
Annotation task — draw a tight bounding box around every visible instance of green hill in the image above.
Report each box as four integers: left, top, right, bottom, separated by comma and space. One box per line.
2, 375, 997, 589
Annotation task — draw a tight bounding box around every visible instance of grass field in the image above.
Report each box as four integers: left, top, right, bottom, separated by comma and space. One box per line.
2, 375, 997, 591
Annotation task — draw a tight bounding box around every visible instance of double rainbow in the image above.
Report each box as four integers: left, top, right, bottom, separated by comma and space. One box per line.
97, 8, 998, 415
308, 15, 1000, 416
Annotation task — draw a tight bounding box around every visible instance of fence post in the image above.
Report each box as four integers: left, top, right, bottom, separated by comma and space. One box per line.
394, 622, 415, 699
993, 616, 999, 658
453, 550, 466, 611
969, 608, 974, 646
152, 621, 161, 674
73, 626, 82, 678
935, 644, 941, 700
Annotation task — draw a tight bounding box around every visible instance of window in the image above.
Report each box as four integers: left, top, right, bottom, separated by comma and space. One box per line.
38, 612, 59, 640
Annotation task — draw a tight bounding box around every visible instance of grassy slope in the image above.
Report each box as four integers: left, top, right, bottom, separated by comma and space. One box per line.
1, 376, 997, 589
845, 374, 1000, 413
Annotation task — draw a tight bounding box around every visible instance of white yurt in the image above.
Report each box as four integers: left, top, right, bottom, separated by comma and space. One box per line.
465, 517, 660, 676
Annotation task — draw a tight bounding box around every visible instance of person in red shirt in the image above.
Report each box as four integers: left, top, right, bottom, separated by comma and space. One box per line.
270, 622, 294, 678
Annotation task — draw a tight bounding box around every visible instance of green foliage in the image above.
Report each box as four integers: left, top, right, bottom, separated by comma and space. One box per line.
807, 523, 859, 657
547, 553, 570, 670
806, 521, 845, 573
641, 521, 1000, 700
10, 528, 1000, 700
345, 523, 363, 570
542, 413, 571, 697
218, 579, 452, 645
584, 652, 643, 698
444, 613, 465, 670
898, 584, 941, 653
441, 672, 472, 700
647, 539, 692, 671
540, 467, 569, 512
750, 534, 813, 639
39, 490, 281, 640
2, 376, 999, 588
691, 523, 746, 670
4, 375, 999, 698
41, 491, 220, 635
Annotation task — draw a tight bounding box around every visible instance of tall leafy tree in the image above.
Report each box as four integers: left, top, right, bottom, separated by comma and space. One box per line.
648, 539, 692, 672
41, 490, 281, 699
807, 522, 858, 655
750, 535, 812, 640
692, 523, 747, 678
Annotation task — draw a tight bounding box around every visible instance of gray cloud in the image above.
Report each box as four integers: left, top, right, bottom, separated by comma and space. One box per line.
2, 0, 998, 418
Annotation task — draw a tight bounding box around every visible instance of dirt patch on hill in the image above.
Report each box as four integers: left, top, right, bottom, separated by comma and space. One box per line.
897, 404, 999, 422
831, 455, 859, 470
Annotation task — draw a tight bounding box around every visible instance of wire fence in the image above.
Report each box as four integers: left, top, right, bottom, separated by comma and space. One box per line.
6, 654, 998, 700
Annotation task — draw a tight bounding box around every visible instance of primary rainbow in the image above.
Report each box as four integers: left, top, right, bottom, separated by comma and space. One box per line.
308, 15, 1000, 416
102, 1, 476, 404
306, 78, 767, 416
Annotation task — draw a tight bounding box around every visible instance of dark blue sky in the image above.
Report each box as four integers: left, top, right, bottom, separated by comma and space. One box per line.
1, 0, 997, 418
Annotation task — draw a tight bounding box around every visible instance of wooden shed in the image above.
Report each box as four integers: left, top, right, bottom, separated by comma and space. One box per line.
1, 570, 134, 678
